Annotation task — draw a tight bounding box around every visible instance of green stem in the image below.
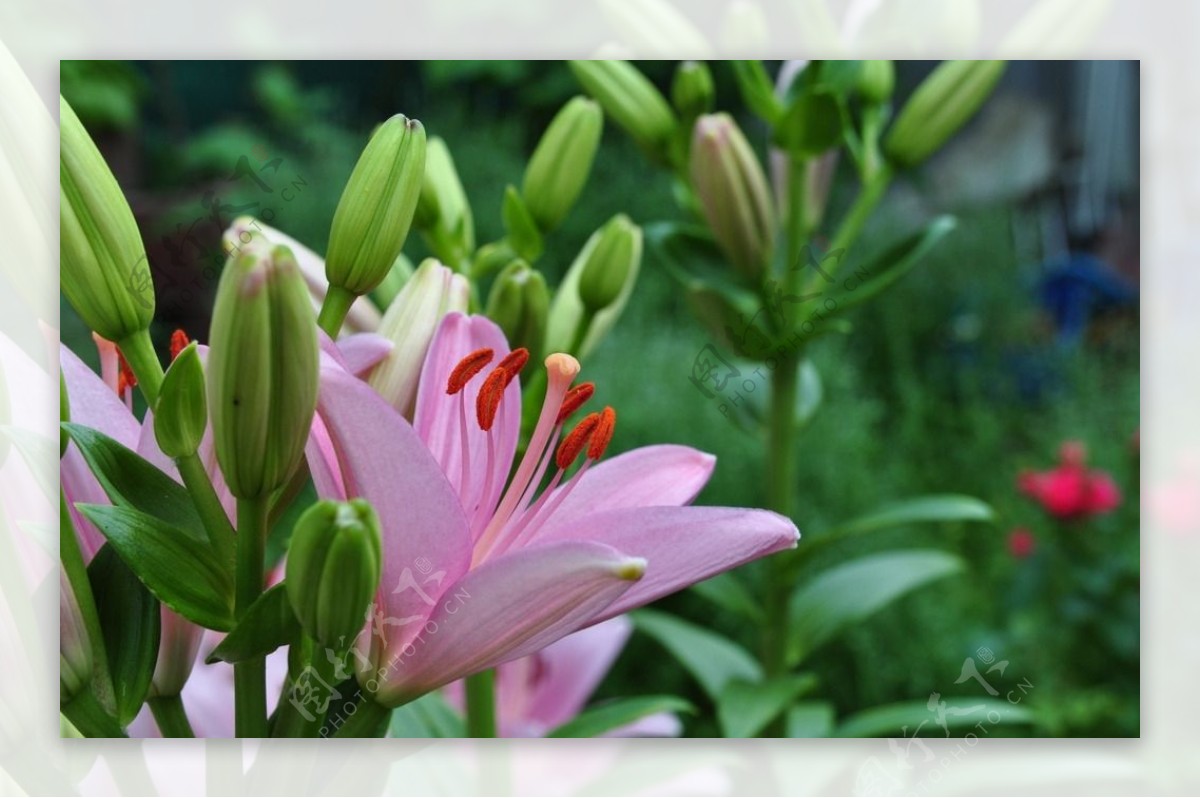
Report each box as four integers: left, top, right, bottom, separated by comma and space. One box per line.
316, 285, 357, 339
118, 329, 164, 406
828, 163, 893, 259
331, 693, 390, 738
567, 310, 596, 359
234, 496, 268, 737
272, 635, 337, 738
62, 689, 126, 738
465, 669, 497, 738
148, 695, 195, 738
176, 452, 235, 567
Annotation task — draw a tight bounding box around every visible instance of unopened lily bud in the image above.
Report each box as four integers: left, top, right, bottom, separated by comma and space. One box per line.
60, 567, 92, 703
286, 499, 382, 648
579, 214, 641, 314
60, 96, 154, 342
154, 342, 206, 459
672, 60, 715, 119
368, 259, 469, 418
858, 60, 895, 104
884, 60, 1005, 169
416, 136, 475, 255
486, 260, 550, 363
690, 113, 776, 281
150, 610, 202, 698
569, 60, 677, 157
522, 97, 603, 232
208, 236, 318, 499
326, 115, 427, 296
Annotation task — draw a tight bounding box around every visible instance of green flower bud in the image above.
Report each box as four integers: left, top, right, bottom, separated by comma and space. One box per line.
486, 260, 550, 363
546, 215, 642, 359
59, 96, 154, 342
690, 113, 776, 281
579, 214, 641, 315
60, 567, 93, 703
522, 96, 603, 232
208, 236, 319, 499
416, 136, 475, 256
569, 60, 677, 157
672, 60, 715, 119
154, 342, 206, 459
286, 499, 382, 648
858, 60, 895, 104
884, 60, 1005, 169
326, 115, 427, 296
368, 259, 470, 418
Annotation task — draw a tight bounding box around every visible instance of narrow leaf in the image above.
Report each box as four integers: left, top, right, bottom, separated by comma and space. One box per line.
835, 697, 1033, 738
788, 550, 964, 665
633, 609, 761, 700
206, 584, 299, 664
717, 674, 818, 738
78, 503, 235, 631
815, 494, 996, 552
787, 702, 835, 738
388, 691, 465, 738
691, 572, 763, 622
88, 545, 161, 725
546, 696, 693, 738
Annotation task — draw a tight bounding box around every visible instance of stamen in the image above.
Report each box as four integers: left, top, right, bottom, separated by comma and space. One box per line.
556, 382, 595, 424
475, 367, 508, 432
588, 407, 616, 459
556, 413, 600, 470
497, 348, 529, 386
446, 348, 494, 394
116, 349, 138, 394
169, 329, 190, 361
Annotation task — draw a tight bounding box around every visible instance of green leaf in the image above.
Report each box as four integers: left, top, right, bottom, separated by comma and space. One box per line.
546, 696, 693, 738
88, 544, 161, 725
817, 216, 957, 315
717, 674, 818, 738
814, 494, 996, 552
388, 691, 465, 738
774, 90, 843, 156
502, 184, 543, 262
731, 60, 783, 123
0, 425, 58, 503
787, 702, 835, 737
206, 584, 298, 664
835, 697, 1033, 737
691, 573, 763, 622
78, 504, 235, 631
62, 423, 208, 544
633, 609, 761, 700
787, 549, 964, 666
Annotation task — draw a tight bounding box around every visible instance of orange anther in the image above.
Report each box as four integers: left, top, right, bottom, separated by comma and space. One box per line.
588, 407, 616, 460
169, 329, 191, 361
497, 347, 530, 387
555, 382, 595, 425
475, 367, 509, 431
446, 348, 494, 395
556, 412, 600, 470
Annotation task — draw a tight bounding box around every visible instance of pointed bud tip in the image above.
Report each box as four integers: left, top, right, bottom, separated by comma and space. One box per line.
615, 558, 647, 581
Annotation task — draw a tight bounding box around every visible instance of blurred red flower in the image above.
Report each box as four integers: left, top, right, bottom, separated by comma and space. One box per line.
1008, 527, 1036, 558
1017, 440, 1123, 519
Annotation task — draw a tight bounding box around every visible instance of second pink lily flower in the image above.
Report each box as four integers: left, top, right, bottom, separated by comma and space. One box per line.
307, 312, 799, 706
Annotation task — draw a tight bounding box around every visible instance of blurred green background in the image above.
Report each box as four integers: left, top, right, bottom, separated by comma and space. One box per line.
60, 60, 1140, 737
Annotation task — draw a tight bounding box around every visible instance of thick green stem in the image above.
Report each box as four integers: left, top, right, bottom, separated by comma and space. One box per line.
176, 452, 235, 567
118, 329, 164, 405
822, 164, 893, 269
317, 284, 357, 339
331, 693, 390, 738
272, 636, 337, 738
148, 695, 195, 738
234, 496, 269, 737
465, 669, 497, 738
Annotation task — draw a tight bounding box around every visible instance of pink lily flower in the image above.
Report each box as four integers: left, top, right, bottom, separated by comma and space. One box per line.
308, 312, 799, 706
444, 616, 680, 737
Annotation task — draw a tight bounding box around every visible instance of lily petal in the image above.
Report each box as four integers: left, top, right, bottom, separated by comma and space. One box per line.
369, 541, 643, 705
537, 445, 716, 537
412, 313, 521, 524
312, 363, 473, 640
524, 616, 633, 731
538, 505, 798, 621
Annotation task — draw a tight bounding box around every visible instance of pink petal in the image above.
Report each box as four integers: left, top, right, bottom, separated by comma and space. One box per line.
606, 711, 683, 737
412, 313, 521, 525
369, 541, 642, 706
60, 345, 140, 560
312, 362, 473, 642
537, 506, 798, 621
536, 445, 715, 536
523, 616, 633, 731
317, 330, 393, 378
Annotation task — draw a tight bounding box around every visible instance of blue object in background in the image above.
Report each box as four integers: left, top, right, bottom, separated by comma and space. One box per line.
1038, 251, 1138, 346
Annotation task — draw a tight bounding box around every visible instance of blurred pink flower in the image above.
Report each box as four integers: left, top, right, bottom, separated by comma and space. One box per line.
1017, 441, 1123, 519
1007, 527, 1036, 558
